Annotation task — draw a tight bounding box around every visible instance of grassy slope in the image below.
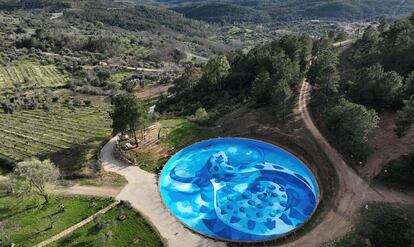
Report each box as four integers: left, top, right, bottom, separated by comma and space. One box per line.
160, 118, 217, 149
125, 118, 217, 173
0, 190, 112, 246
49, 204, 164, 247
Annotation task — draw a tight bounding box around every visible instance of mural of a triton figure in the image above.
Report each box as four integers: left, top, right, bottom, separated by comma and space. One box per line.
160, 138, 318, 241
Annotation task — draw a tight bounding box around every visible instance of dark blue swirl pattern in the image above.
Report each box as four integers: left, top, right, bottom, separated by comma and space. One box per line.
159, 138, 319, 241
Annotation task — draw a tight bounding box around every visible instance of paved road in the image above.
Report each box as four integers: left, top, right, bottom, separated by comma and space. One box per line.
100, 136, 226, 247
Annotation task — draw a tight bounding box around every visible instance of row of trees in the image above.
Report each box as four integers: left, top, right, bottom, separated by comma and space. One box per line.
1, 89, 59, 114
158, 34, 313, 121
17, 29, 121, 56
308, 15, 414, 159
348, 16, 414, 136
351, 16, 414, 77
308, 44, 379, 159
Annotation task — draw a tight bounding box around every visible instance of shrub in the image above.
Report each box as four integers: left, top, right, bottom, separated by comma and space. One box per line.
94, 213, 112, 230
84, 100, 92, 106
194, 107, 209, 123
375, 153, 414, 190
120, 200, 132, 209
357, 203, 411, 247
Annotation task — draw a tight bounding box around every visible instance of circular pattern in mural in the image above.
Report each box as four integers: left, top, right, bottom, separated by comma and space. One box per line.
159, 138, 319, 242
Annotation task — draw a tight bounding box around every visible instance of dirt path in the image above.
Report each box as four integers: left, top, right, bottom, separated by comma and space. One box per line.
107, 64, 165, 72
53, 185, 122, 198
34, 201, 119, 247
134, 83, 174, 99
49, 12, 63, 20
100, 136, 226, 247
283, 81, 414, 247
40, 52, 81, 61
185, 51, 208, 62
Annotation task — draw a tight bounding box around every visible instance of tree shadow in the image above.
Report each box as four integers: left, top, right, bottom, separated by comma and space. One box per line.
56, 232, 82, 246
87, 225, 101, 236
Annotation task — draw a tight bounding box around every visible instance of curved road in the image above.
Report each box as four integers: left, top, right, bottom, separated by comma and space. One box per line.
100, 136, 226, 247
283, 81, 414, 247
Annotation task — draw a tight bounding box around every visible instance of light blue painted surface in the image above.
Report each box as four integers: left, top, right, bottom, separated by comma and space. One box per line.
160, 138, 319, 241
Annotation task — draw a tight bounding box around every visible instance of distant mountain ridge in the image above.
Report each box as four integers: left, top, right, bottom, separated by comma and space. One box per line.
155, 0, 414, 23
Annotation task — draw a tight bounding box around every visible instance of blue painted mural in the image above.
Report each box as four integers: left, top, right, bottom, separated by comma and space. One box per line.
159, 138, 319, 241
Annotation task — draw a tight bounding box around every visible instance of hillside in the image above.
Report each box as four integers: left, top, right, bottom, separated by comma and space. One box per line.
0, 0, 229, 175
156, 0, 414, 23
172, 3, 271, 23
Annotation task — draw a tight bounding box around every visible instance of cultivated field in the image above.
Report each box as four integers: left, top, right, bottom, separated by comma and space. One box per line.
0, 62, 67, 89
0, 106, 111, 162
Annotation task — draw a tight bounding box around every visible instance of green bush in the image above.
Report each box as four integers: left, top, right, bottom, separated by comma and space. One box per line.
375, 153, 414, 190
357, 203, 411, 247
194, 107, 209, 123
335, 203, 413, 247
324, 98, 379, 159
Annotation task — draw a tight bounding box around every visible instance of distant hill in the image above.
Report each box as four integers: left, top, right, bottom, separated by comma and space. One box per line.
172, 3, 271, 23
0, 0, 213, 37
155, 0, 414, 23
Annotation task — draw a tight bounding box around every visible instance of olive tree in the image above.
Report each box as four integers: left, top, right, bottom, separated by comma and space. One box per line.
11, 158, 60, 204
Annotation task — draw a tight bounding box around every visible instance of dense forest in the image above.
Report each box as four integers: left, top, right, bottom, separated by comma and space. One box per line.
346, 15, 414, 137
308, 14, 414, 161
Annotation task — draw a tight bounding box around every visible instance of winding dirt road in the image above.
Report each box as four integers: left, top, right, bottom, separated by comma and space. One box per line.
282, 81, 414, 247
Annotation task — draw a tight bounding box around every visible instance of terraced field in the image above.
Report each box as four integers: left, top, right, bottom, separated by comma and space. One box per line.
0, 106, 111, 162
0, 62, 67, 89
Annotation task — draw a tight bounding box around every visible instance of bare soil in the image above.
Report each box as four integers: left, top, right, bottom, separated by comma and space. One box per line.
128, 122, 169, 159
134, 84, 173, 99
360, 112, 414, 180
